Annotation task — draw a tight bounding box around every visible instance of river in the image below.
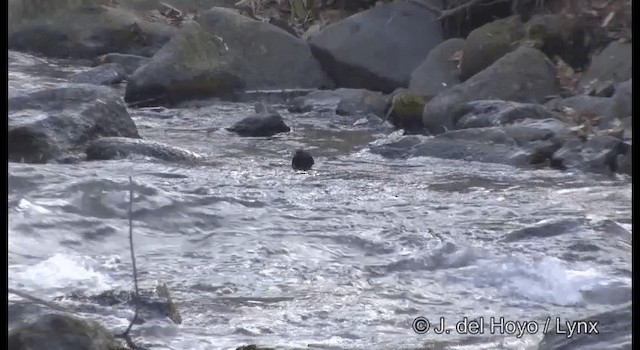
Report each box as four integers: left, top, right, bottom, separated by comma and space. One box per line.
8, 50, 632, 350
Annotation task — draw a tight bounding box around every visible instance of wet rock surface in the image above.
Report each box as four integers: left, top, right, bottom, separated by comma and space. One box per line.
8, 85, 139, 163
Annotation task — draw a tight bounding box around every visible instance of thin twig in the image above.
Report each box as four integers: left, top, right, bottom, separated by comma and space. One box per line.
407, 0, 486, 19
119, 176, 140, 349
8, 288, 71, 313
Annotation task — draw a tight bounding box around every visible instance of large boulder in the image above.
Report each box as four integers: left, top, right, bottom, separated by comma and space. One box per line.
579, 41, 632, 92
409, 38, 465, 98
308, 1, 443, 93
459, 16, 524, 81
125, 8, 332, 106
8, 85, 140, 163
422, 46, 560, 135
8, 313, 122, 350
9, 1, 175, 59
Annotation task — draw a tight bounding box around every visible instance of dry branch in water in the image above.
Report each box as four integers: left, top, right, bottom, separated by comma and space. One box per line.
407, 0, 487, 19
116, 176, 142, 349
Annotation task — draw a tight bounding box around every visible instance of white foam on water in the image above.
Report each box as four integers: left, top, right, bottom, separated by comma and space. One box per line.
16, 198, 51, 215
9, 253, 115, 296
477, 256, 606, 306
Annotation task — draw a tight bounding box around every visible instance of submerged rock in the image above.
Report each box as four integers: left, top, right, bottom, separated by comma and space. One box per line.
308, 1, 443, 93
86, 137, 203, 162
71, 63, 127, 85
288, 88, 388, 118
94, 53, 150, 75
227, 104, 290, 137
550, 135, 630, 176
371, 118, 569, 168
57, 283, 182, 325
8, 85, 139, 163
292, 149, 314, 171
453, 100, 559, 129
8, 313, 122, 350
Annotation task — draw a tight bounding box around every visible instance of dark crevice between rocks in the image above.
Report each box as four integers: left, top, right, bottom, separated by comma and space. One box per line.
441, 0, 514, 39
309, 45, 399, 94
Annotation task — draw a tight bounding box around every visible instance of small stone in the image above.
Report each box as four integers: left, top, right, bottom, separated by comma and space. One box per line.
292, 149, 314, 171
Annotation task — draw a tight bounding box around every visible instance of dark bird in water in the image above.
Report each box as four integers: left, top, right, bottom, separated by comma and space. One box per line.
292, 149, 314, 171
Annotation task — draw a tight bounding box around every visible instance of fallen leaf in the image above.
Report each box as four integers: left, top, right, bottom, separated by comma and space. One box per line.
601, 11, 615, 26
448, 50, 463, 62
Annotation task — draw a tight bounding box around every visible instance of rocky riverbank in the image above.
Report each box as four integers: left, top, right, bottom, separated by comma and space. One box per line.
8, 0, 632, 348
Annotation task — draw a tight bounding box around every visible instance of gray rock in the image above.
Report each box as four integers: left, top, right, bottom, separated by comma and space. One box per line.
335, 89, 388, 118
371, 118, 569, 168
8, 86, 139, 163
551, 135, 630, 176
422, 46, 560, 135
579, 41, 632, 92
453, 100, 559, 130
227, 111, 291, 137
94, 53, 150, 75
9, 2, 175, 59
605, 79, 632, 125
546, 95, 614, 126
124, 21, 246, 107
460, 16, 524, 81
409, 38, 465, 98
70, 63, 127, 85
125, 8, 331, 106
86, 137, 203, 162
309, 1, 443, 93
615, 142, 631, 176
8, 313, 121, 350
501, 218, 589, 242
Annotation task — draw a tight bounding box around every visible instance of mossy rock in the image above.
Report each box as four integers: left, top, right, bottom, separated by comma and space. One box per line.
460, 15, 524, 81
387, 90, 429, 134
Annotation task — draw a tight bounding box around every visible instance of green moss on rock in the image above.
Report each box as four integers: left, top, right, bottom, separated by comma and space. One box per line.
387, 90, 429, 134
460, 15, 525, 81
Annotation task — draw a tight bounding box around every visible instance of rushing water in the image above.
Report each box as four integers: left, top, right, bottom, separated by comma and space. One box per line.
8, 50, 632, 350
